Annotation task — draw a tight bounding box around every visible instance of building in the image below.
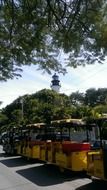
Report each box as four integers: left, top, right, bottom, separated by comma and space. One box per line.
50, 73, 61, 93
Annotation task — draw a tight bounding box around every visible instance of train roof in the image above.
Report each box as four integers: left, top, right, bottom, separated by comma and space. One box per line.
26, 123, 46, 128
51, 118, 85, 127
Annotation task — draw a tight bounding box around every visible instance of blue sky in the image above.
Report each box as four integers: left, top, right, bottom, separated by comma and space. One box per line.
0, 63, 107, 108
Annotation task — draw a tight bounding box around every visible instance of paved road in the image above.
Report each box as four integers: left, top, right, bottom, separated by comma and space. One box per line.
0, 145, 106, 190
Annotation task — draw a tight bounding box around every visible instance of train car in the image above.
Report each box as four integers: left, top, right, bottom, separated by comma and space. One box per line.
46, 119, 91, 172
87, 118, 107, 181
26, 123, 47, 159
17, 123, 46, 159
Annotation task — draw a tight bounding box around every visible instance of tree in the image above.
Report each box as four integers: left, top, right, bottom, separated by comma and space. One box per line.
0, 0, 107, 81
0, 101, 2, 105
84, 88, 107, 107
69, 91, 85, 106
84, 88, 98, 107
10, 109, 23, 125
1, 88, 107, 129
0, 112, 8, 127
1, 89, 73, 126
93, 105, 107, 115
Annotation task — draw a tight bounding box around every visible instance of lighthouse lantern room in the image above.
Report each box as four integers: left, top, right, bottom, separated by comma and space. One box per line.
51, 73, 61, 93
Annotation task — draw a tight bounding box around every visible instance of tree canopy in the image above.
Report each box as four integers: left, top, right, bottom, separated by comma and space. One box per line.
0, 88, 107, 131
1, 89, 72, 127
0, 0, 107, 81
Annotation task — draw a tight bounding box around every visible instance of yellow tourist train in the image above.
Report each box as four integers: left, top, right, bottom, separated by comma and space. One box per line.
87, 118, 107, 181
2, 118, 107, 181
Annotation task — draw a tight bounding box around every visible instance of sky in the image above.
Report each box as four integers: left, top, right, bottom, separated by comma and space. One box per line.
0, 62, 107, 109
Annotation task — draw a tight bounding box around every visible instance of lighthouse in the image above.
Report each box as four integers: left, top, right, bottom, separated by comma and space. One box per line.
51, 73, 61, 93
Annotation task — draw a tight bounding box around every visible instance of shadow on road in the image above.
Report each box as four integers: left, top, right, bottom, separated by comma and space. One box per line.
16, 164, 86, 186
0, 156, 34, 167
1, 148, 106, 189
76, 179, 107, 190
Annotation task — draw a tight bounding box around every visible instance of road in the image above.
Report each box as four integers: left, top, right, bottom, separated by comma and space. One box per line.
0, 145, 106, 190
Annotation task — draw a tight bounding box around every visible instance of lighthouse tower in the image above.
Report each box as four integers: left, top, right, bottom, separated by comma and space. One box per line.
51, 73, 61, 93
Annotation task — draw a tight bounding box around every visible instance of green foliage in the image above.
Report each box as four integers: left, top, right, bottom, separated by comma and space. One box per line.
0, 0, 107, 80
93, 105, 107, 115
1, 89, 72, 127
1, 87, 107, 130
69, 91, 84, 106
85, 88, 107, 107
0, 113, 8, 126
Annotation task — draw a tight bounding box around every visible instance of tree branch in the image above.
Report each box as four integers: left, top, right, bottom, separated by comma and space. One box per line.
46, 0, 64, 29
9, 0, 15, 43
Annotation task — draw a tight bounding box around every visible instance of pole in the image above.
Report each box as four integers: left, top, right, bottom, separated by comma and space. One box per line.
20, 98, 24, 121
